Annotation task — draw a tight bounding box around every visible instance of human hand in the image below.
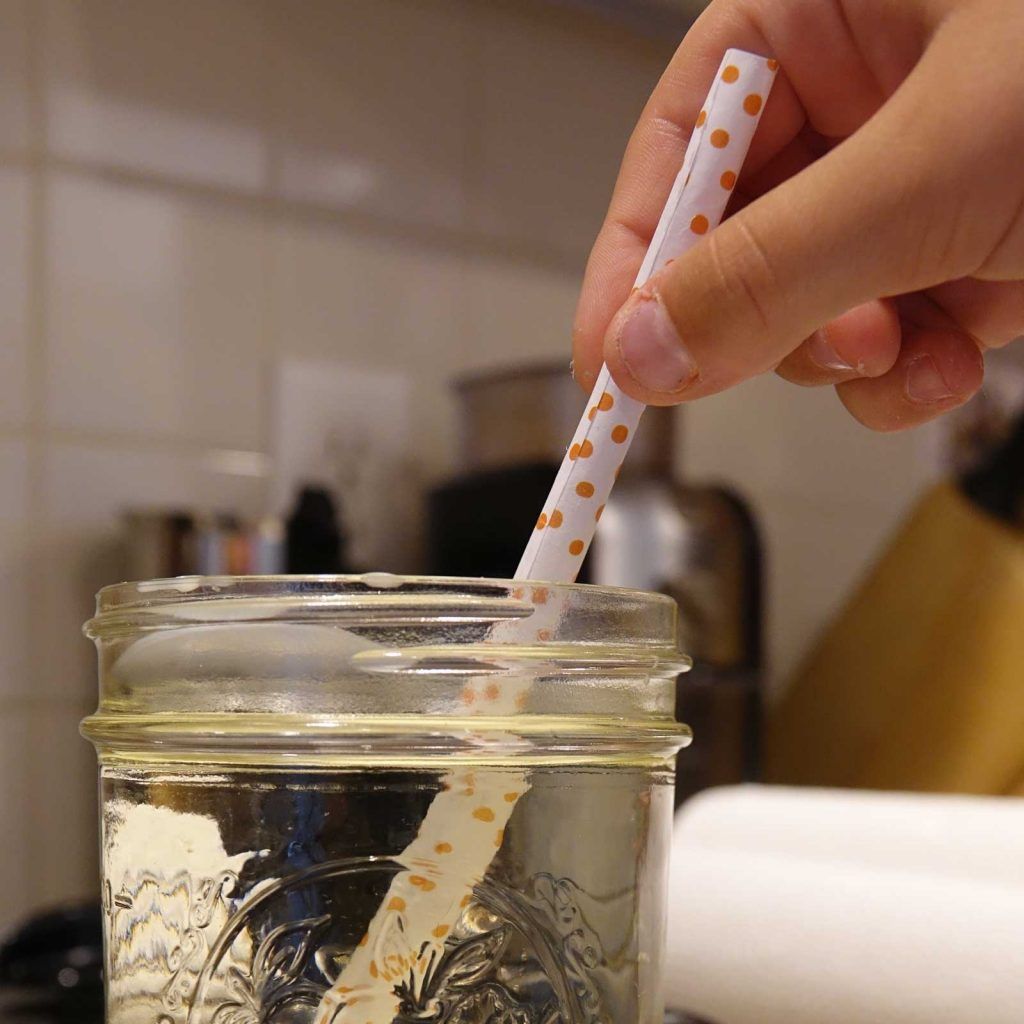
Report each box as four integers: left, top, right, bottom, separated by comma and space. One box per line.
572, 0, 1024, 430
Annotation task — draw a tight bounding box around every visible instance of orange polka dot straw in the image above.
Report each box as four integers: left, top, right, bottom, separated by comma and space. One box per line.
515, 47, 777, 585
316, 48, 779, 1024
313, 768, 524, 1024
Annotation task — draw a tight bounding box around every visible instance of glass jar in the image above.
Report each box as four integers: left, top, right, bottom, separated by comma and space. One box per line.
82, 575, 691, 1024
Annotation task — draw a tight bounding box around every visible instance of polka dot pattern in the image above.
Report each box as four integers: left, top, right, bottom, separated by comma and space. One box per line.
514, 48, 777, 588
319, 766, 527, 1024
320, 50, 780, 1024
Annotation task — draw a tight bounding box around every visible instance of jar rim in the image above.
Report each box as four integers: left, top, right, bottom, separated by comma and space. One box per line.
84, 574, 690, 761
86, 573, 683, 649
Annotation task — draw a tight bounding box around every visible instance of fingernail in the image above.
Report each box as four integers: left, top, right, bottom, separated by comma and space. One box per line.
569, 358, 576, 381
905, 355, 955, 404
807, 328, 854, 372
612, 290, 698, 393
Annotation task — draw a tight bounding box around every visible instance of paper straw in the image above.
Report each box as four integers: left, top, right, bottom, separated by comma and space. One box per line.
517, 47, 777, 583
313, 49, 776, 1024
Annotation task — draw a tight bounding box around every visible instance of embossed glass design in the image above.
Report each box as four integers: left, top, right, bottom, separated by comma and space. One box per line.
83, 576, 691, 1024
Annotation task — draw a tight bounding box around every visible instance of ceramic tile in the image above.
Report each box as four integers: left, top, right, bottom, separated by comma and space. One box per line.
36, 441, 269, 702
270, 0, 468, 229
0, 440, 31, 701
457, 253, 582, 376
467, 3, 663, 259
0, 0, 30, 153
682, 375, 941, 694
24, 702, 99, 908
0, 166, 31, 426
270, 219, 463, 486
44, 0, 269, 189
683, 374, 942, 509
755, 489, 920, 697
46, 173, 268, 448
269, 219, 468, 566
0, 708, 34, 926
270, 221, 389, 367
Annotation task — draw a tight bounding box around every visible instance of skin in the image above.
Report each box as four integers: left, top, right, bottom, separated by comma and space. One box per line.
571, 0, 1024, 431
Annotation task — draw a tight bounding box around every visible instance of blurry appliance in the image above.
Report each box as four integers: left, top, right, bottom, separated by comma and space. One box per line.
0, 903, 103, 1024
769, 408, 1024, 793
285, 484, 351, 574
427, 363, 763, 803
123, 510, 284, 579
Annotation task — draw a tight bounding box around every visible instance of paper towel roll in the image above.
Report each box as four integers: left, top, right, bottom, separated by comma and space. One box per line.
666, 787, 1024, 1024
679, 785, 1024, 886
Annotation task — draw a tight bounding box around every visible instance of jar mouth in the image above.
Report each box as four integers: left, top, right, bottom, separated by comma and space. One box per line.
86, 573, 686, 658
84, 575, 690, 763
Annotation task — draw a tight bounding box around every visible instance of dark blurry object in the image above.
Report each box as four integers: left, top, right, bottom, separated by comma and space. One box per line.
595, 481, 762, 804
769, 409, 1024, 794
428, 363, 762, 805
285, 485, 349, 574
961, 406, 1024, 529
943, 346, 1024, 475
429, 364, 589, 578
124, 510, 283, 578
664, 1012, 719, 1024
0, 903, 103, 1024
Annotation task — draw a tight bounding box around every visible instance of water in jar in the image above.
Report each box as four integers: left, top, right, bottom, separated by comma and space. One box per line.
101, 759, 673, 1024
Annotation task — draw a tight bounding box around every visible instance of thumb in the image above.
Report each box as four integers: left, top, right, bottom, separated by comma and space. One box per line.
602, 30, 1001, 405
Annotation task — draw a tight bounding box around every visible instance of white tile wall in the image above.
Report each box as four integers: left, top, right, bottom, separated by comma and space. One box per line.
0, 0, 31, 154
0, 0, 956, 923
44, 0, 270, 190
270, 0, 469, 229
269, 217, 466, 487
24, 701, 99, 906
468, 4, 660, 259
458, 253, 582, 374
0, 440, 31, 702
0, 709, 33, 921
0, 167, 31, 426
684, 375, 942, 690
45, 174, 269, 448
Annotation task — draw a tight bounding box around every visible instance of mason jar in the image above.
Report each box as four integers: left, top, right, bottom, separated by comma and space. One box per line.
82, 575, 691, 1024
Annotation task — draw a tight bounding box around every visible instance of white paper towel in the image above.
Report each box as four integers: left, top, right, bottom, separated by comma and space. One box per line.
665, 786, 1024, 1024
678, 784, 1024, 886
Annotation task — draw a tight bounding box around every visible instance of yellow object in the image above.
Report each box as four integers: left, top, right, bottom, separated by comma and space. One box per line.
768, 483, 1024, 794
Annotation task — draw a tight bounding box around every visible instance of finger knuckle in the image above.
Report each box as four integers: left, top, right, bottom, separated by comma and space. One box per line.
707, 217, 780, 336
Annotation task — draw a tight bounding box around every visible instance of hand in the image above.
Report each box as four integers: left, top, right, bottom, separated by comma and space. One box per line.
572, 0, 1024, 431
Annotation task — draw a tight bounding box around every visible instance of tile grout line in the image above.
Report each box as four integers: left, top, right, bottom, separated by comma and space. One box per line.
0, 149, 587, 279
